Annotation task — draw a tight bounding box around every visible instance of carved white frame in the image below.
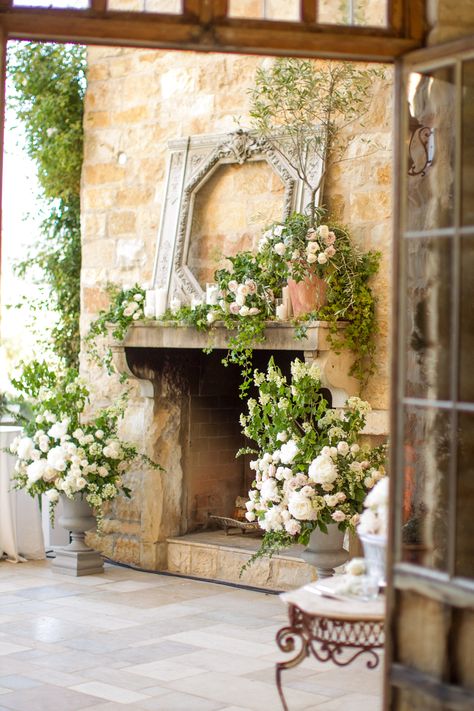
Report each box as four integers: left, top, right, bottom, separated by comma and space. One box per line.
152, 130, 323, 303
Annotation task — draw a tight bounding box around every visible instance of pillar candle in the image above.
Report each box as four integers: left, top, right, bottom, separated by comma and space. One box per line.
154, 288, 168, 318
282, 285, 292, 318
144, 290, 155, 318
206, 284, 219, 305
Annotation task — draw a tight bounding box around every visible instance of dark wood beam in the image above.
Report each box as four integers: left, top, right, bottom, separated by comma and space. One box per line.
0, 8, 420, 62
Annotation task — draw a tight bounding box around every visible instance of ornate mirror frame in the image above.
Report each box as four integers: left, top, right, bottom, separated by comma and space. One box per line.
151, 129, 323, 303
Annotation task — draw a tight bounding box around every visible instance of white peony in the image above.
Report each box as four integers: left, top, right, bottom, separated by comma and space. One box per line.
260, 478, 281, 503
47, 445, 68, 471
17, 437, 35, 460
308, 454, 338, 486
288, 490, 317, 521
285, 519, 302, 536
48, 419, 69, 440
26, 459, 48, 484
279, 439, 299, 464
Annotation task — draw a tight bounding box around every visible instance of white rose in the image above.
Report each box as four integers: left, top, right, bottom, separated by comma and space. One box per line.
235, 293, 246, 306
337, 441, 349, 456
260, 478, 280, 503
48, 419, 69, 440
350, 444, 360, 454
248, 307, 260, 316
279, 440, 298, 465
95, 430, 104, 439
317, 252, 328, 265
264, 506, 284, 531
26, 459, 48, 484
284, 519, 301, 536
47, 446, 68, 471
133, 293, 144, 302
273, 225, 284, 237
228, 280, 239, 293
317, 225, 329, 239
207, 311, 217, 324
306, 241, 319, 254
239, 305, 250, 316
17, 437, 35, 460
276, 431, 288, 443
288, 491, 317, 521
307, 253, 318, 264
308, 454, 338, 486
76, 477, 87, 489
274, 242, 286, 256
331, 510, 346, 522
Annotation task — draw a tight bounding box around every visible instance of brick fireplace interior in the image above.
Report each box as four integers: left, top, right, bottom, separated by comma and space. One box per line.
126, 345, 324, 535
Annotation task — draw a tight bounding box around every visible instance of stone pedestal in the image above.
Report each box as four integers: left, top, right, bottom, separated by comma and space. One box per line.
52, 547, 104, 576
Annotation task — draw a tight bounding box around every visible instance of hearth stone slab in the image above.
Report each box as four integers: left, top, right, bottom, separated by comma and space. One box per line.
166, 531, 317, 591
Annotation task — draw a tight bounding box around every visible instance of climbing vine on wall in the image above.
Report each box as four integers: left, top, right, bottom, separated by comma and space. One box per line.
7, 42, 86, 368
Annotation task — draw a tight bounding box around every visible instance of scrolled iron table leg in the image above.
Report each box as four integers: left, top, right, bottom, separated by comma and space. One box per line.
275, 608, 308, 711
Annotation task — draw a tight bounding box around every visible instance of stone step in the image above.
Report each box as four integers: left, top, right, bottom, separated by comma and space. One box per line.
166, 530, 317, 591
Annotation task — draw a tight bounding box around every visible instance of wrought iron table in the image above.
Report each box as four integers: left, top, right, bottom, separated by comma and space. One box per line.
276, 581, 385, 711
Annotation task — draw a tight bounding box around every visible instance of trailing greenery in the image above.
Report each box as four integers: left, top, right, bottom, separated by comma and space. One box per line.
85, 284, 145, 374
7, 42, 86, 368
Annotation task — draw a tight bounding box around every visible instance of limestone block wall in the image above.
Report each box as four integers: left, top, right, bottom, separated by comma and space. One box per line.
81, 47, 393, 568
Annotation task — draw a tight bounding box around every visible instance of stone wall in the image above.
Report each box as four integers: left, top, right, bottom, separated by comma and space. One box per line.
81, 48, 393, 568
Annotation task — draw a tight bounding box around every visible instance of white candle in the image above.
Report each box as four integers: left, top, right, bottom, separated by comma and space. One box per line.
154, 288, 168, 318
276, 303, 288, 320
206, 284, 219, 306
144, 290, 155, 318
282, 285, 292, 318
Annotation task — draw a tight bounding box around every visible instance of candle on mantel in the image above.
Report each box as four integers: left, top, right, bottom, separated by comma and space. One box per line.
282, 285, 292, 318
276, 300, 288, 321
144, 290, 155, 318
154, 288, 168, 319
206, 283, 219, 306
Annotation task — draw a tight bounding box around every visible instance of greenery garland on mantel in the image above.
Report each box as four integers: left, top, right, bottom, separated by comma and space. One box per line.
86, 211, 380, 397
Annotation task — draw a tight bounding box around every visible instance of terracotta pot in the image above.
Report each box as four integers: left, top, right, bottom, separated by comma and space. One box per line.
287, 274, 327, 317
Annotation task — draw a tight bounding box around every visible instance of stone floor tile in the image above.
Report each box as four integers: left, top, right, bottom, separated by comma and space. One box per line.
137, 690, 227, 711
79, 665, 185, 693
0, 684, 101, 711
164, 630, 276, 658
309, 692, 382, 710
0, 676, 41, 691
70, 681, 150, 704
162, 671, 327, 710
171, 648, 275, 676
125, 658, 207, 682
0, 642, 31, 656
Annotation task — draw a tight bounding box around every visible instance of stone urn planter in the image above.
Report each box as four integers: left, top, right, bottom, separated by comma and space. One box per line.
52, 493, 104, 576
301, 524, 349, 579
287, 274, 327, 317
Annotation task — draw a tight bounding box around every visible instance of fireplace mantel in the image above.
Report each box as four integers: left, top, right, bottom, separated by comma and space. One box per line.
110, 320, 388, 434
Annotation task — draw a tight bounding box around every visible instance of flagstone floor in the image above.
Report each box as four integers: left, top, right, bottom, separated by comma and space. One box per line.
0, 560, 383, 711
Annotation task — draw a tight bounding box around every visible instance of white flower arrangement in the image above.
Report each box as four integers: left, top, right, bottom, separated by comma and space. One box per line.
357, 476, 389, 537
240, 358, 387, 563
9, 362, 161, 528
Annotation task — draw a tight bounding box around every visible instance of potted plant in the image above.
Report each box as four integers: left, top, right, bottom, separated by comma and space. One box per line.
8, 361, 161, 534
240, 357, 387, 577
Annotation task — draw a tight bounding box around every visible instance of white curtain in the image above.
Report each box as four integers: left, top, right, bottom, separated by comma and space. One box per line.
0, 426, 45, 562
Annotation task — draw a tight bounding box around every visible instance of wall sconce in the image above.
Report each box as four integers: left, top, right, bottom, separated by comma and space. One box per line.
408, 114, 434, 177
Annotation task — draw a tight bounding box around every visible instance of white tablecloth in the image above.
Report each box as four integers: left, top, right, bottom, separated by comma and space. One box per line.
0, 426, 45, 562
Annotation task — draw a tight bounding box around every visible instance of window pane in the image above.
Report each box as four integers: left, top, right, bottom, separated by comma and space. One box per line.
402, 406, 450, 571
228, 0, 300, 21
319, 0, 387, 26
456, 412, 474, 579
404, 237, 452, 400
406, 66, 455, 232
462, 60, 474, 225
459, 236, 474, 402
